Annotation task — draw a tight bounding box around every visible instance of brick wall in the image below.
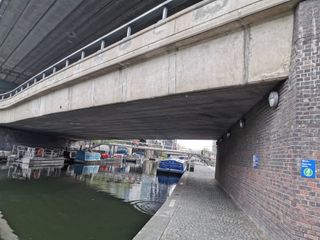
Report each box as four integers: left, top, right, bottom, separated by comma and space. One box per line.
215, 0, 320, 239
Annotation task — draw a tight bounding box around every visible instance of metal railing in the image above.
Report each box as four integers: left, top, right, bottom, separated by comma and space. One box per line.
85, 139, 202, 155
88, 139, 179, 151
0, 0, 174, 101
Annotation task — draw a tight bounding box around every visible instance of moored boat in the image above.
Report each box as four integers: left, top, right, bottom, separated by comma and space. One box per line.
157, 159, 187, 175
7, 145, 65, 179
74, 150, 101, 164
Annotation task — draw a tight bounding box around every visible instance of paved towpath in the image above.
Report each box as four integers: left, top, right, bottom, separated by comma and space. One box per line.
134, 164, 265, 240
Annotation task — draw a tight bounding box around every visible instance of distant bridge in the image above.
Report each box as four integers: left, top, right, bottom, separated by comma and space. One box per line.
86, 139, 214, 163
87, 139, 200, 155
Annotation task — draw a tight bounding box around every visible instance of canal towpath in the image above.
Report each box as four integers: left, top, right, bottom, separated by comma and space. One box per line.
134, 163, 265, 240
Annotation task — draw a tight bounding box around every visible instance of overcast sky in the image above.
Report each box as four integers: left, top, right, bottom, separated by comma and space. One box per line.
177, 140, 213, 151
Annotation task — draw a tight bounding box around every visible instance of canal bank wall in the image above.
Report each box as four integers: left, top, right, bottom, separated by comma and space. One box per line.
0, 126, 69, 151
0, 211, 18, 240
134, 164, 264, 240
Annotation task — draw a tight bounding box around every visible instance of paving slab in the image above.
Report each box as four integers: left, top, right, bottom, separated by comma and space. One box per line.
134, 164, 265, 240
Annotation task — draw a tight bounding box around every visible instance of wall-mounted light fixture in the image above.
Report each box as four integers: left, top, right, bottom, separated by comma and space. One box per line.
226, 131, 231, 138
239, 119, 245, 128
268, 91, 279, 108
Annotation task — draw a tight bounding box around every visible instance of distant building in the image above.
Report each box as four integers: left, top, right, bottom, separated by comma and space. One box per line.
212, 141, 217, 154
160, 140, 177, 150
211, 141, 217, 161
146, 139, 177, 150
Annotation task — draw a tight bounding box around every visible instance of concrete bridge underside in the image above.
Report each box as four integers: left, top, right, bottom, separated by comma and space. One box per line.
0, 0, 319, 240
2, 81, 278, 139
0, 0, 296, 140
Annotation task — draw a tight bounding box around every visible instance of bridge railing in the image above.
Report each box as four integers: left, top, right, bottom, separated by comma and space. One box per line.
87, 139, 202, 156
0, 0, 174, 101
88, 139, 177, 151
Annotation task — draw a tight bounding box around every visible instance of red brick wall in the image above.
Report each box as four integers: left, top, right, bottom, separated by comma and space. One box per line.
215, 1, 320, 239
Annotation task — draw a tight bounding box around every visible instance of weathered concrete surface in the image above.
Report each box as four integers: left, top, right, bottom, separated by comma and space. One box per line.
0, 0, 294, 108
0, 0, 202, 88
0, 0, 297, 139
134, 164, 265, 240
1, 82, 278, 140
0, 0, 295, 111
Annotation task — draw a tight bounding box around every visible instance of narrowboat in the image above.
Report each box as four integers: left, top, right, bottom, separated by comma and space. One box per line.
157, 159, 187, 175
74, 150, 101, 164
7, 145, 65, 179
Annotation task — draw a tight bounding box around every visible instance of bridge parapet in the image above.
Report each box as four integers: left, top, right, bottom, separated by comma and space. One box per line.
0, 0, 296, 107
0, 0, 297, 128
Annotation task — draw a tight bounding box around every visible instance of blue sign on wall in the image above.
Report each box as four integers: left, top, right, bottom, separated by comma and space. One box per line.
301, 160, 316, 178
252, 154, 260, 169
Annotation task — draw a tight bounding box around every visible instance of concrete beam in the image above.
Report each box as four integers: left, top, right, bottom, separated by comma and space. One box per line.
0, 0, 297, 139
2, 82, 278, 139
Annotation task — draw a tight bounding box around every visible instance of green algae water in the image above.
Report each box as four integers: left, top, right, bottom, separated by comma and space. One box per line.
0, 176, 149, 240
0, 160, 179, 240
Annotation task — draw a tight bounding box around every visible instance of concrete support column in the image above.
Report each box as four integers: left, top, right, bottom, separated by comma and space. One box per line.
215, 1, 320, 239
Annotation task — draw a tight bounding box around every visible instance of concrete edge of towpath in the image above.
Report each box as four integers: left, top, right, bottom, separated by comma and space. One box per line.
133, 171, 189, 240
0, 211, 19, 240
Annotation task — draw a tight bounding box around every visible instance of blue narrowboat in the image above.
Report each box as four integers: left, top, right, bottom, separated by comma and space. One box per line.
73, 164, 100, 175
75, 150, 101, 163
157, 159, 187, 175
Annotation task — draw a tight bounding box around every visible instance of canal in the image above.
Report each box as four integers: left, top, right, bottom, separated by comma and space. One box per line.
0, 160, 180, 240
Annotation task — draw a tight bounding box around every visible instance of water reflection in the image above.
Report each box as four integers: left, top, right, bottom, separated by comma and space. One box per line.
1, 149, 184, 240
0, 157, 182, 239
4, 154, 180, 213
6, 146, 64, 180
66, 160, 180, 215
3, 156, 180, 216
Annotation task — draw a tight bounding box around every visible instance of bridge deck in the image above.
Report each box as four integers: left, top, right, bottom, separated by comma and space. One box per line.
134, 164, 265, 240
